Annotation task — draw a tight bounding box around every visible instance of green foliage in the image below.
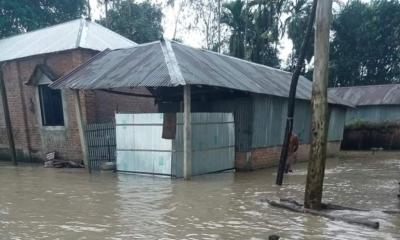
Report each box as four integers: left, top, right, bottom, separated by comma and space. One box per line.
247, 0, 283, 67
221, 0, 283, 67
221, 0, 246, 59
0, 0, 87, 38
346, 120, 400, 133
286, 0, 400, 85
286, 0, 314, 72
98, 1, 163, 44
330, 0, 400, 87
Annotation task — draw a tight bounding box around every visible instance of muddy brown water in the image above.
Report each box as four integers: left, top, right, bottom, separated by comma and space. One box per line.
0, 156, 399, 240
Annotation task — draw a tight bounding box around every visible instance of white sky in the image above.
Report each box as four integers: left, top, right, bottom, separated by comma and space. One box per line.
89, 0, 356, 64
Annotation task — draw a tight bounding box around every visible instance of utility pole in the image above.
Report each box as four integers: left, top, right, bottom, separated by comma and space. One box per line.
276, 0, 317, 185
0, 69, 17, 165
304, 0, 333, 210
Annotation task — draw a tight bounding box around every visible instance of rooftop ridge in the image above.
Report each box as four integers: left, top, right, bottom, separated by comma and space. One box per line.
160, 40, 185, 86
75, 19, 85, 48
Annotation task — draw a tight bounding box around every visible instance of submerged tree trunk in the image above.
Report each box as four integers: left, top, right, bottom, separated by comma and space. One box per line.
304, 0, 333, 210
276, 0, 318, 185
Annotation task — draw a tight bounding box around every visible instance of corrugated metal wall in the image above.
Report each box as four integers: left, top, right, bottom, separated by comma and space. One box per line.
159, 98, 253, 151
159, 94, 347, 152
172, 113, 235, 177
115, 114, 173, 175
345, 105, 400, 125
209, 98, 253, 151
252, 95, 346, 147
328, 107, 346, 141
116, 113, 235, 177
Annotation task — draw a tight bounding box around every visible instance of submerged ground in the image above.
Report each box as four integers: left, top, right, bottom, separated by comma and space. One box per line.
0, 154, 399, 239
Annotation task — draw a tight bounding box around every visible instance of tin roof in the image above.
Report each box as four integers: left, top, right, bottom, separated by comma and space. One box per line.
329, 84, 400, 106
51, 40, 351, 106
0, 18, 136, 62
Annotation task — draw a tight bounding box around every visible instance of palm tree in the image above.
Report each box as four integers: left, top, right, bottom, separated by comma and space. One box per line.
247, 0, 283, 67
221, 0, 247, 59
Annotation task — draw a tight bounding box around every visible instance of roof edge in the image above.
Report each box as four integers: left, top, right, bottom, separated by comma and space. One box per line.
0, 18, 83, 42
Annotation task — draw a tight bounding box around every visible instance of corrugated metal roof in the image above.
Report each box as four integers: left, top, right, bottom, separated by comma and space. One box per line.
0, 18, 136, 62
329, 84, 400, 106
51, 40, 350, 106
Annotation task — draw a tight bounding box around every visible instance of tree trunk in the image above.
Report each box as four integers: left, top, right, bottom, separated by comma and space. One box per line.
276, 0, 317, 185
304, 0, 333, 210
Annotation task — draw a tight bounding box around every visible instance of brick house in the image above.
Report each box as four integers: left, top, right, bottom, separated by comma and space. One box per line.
0, 19, 157, 162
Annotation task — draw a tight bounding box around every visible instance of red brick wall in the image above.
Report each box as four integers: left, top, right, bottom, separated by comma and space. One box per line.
0, 50, 93, 161
0, 49, 156, 162
235, 141, 341, 171
86, 88, 157, 124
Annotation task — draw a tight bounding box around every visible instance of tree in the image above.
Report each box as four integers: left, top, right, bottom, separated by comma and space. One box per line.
221, 0, 247, 59
98, 0, 163, 43
166, 0, 224, 51
190, 0, 222, 51
221, 0, 286, 67
276, 0, 317, 186
247, 0, 286, 67
0, 0, 87, 38
330, 0, 400, 87
286, 0, 314, 74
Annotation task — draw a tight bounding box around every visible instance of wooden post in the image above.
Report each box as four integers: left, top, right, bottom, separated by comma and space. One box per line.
276, 0, 318, 185
304, 0, 333, 210
183, 85, 192, 179
0, 69, 17, 165
74, 90, 91, 173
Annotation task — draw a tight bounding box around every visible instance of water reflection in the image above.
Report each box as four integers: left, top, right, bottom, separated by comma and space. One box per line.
0, 156, 399, 239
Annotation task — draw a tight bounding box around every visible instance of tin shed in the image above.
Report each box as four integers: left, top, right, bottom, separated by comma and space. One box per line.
329, 84, 400, 124
51, 40, 351, 176
330, 84, 400, 150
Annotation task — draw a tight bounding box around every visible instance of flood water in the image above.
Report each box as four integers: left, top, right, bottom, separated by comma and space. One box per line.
0, 156, 399, 240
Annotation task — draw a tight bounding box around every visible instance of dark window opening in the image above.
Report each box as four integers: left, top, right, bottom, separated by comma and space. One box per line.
39, 85, 64, 126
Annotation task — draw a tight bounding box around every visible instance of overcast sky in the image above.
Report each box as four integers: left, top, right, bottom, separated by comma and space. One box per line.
89, 0, 358, 63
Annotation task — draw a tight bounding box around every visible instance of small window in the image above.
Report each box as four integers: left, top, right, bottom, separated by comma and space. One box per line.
38, 85, 64, 126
